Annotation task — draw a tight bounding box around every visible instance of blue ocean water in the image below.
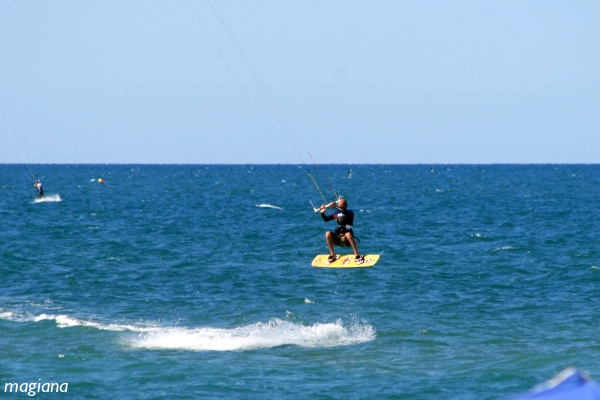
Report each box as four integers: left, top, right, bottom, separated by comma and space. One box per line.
1, 164, 600, 399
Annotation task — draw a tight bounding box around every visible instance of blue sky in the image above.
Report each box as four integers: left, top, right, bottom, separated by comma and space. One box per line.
0, 1, 598, 164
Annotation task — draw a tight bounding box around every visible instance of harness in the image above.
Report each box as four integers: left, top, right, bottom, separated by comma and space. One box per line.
334, 225, 360, 244
332, 207, 361, 243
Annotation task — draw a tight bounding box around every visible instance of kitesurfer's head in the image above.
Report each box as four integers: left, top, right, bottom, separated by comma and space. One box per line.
336, 199, 347, 209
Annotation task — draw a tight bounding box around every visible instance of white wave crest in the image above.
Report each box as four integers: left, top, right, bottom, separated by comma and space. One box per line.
0, 311, 15, 320
256, 204, 282, 210
0, 311, 156, 332
490, 245, 516, 252
0, 312, 375, 351
128, 318, 375, 351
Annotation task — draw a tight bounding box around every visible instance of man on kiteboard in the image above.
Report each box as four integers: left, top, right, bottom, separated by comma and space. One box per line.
34, 180, 44, 198
320, 198, 364, 265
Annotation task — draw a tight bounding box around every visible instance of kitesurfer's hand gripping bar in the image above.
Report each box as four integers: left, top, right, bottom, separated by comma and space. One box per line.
310, 200, 337, 213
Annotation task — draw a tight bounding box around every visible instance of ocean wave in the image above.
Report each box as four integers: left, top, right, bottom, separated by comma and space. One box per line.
490, 245, 517, 252
128, 318, 375, 351
0, 311, 155, 332
0, 311, 375, 351
256, 204, 282, 210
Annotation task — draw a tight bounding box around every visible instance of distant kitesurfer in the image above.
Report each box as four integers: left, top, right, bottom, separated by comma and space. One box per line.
320, 198, 364, 265
34, 180, 44, 198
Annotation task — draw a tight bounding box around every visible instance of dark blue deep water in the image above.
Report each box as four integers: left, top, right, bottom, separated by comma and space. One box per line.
1, 164, 600, 399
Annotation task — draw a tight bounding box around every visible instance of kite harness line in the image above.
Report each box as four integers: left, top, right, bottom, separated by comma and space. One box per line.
186, 0, 341, 211
307, 167, 341, 212
0, 114, 38, 182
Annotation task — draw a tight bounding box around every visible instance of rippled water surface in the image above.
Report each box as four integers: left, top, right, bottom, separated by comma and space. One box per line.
1, 164, 600, 399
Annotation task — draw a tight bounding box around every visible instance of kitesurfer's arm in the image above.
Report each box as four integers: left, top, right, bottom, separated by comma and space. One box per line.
320, 203, 336, 222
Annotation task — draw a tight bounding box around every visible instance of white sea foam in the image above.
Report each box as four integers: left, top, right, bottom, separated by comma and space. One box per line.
0, 311, 157, 332
128, 318, 375, 351
491, 245, 516, 252
0, 311, 375, 351
32, 194, 62, 203
0, 311, 14, 319
256, 204, 282, 210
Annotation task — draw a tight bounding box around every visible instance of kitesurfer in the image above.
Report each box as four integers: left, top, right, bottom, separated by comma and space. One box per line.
34, 180, 44, 198
320, 198, 364, 265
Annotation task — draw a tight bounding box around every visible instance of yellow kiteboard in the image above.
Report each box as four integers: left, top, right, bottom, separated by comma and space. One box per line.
311, 254, 380, 268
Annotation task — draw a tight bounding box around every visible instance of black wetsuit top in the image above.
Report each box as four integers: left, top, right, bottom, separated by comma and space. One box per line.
321, 208, 355, 234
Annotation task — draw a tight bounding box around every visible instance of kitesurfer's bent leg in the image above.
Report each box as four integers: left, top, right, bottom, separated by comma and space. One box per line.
344, 232, 360, 257
325, 231, 336, 256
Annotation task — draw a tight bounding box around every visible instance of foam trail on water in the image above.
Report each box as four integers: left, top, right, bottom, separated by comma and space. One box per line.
0, 311, 375, 351
0, 311, 158, 332
32, 194, 62, 203
128, 318, 375, 351
256, 204, 282, 210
